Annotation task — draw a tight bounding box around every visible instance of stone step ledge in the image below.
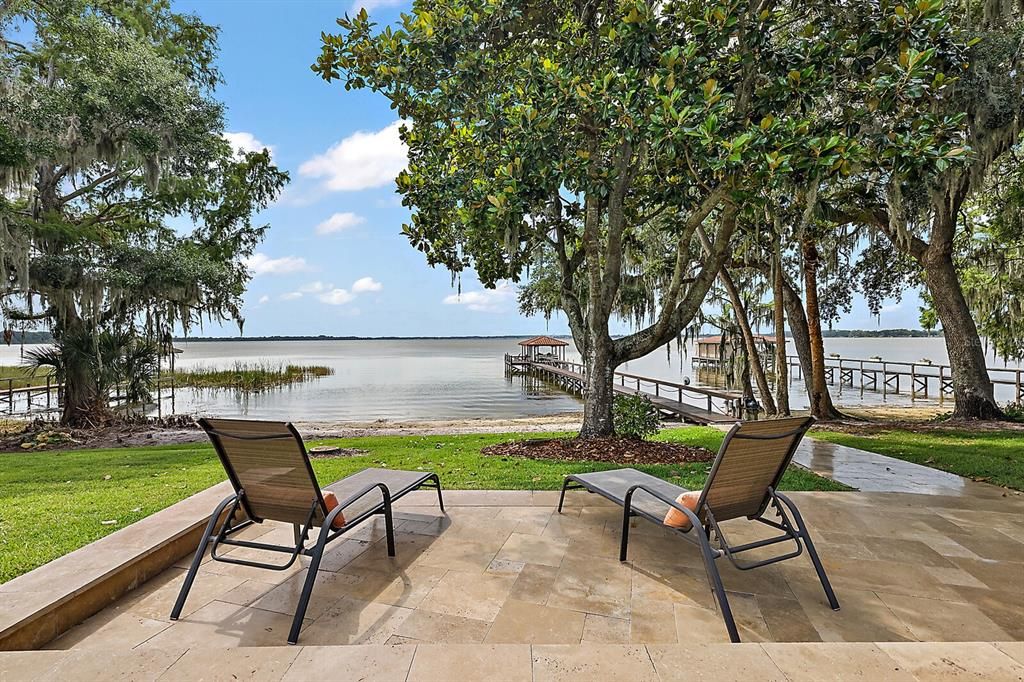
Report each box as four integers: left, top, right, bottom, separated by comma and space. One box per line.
1, 642, 1021, 681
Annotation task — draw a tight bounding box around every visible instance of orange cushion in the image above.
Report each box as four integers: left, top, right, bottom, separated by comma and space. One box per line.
663, 491, 701, 530
322, 491, 346, 529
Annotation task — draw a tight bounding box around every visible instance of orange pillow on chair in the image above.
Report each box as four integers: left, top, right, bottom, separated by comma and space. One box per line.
663, 491, 701, 530
322, 491, 346, 529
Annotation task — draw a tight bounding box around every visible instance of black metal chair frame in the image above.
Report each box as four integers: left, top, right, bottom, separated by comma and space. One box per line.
557, 419, 839, 643
170, 421, 445, 644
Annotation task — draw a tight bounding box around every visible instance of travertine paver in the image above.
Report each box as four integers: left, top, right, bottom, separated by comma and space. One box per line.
532, 644, 660, 682
283, 644, 415, 682
159, 646, 300, 681
762, 641, 921, 681
878, 641, 1024, 682
407, 644, 532, 682
39, 489, 1023, 653
648, 643, 788, 681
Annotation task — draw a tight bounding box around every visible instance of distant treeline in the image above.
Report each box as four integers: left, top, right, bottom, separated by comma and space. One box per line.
171, 330, 942, 342
820, 329, 942, 338
2, 330, 53, 344
3, 330, 941, 345
171, 334, 557, 342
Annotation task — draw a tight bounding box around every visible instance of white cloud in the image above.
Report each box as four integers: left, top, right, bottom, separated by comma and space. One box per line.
881, 303, 903, 313
351, 276, 383, 293
279, 279, 380, 306
316, 212, 366, 236
244, 253, 309, 276
301, 281, 329, 294
224, 131, 273, 158
257, 295, 270, 305
350, 0, 406, 14
442, 281, 517, 313
299, 121, 407, 192
319, 288, 356, 306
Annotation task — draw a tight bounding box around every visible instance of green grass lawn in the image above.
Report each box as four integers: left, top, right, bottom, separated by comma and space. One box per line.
812, 428, 1024, 491
0, 427, 845, 583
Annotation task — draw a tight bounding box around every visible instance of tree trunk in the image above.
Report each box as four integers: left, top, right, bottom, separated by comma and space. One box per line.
781, 277, 814, 399
719, 268, 777, 415
580, 335, 617, 438
772, 238, 790, 415
735, 343, 754, 398
60, 363, 103, 427
922, 247, 1003, 419
881, 199, 1004, 420
802, 236, 843, 420
38, 162, 109, 428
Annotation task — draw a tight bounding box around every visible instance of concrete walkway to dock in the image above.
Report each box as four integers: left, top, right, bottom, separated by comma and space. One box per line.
698, 422, 1012, 497
794, 438, 1010, 497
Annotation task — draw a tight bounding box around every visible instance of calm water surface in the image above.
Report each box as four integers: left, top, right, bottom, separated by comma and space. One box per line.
0, 337, 1016, 421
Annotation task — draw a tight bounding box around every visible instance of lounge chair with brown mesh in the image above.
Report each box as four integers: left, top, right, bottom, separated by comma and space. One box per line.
557, 416, 838, 642
170, 418, 444, 644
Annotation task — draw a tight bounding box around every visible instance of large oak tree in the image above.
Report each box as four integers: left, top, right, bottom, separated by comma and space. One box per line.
0, 0, 287, 425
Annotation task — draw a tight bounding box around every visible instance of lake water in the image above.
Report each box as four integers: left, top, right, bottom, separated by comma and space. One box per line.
0, 337, 1018, 421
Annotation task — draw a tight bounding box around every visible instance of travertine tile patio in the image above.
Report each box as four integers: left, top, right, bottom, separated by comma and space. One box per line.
2, 487, 1021, 680
38, 488, 1023, 652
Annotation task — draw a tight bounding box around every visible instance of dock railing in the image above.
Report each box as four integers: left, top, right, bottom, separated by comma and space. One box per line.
785, 355, 1024, 402
1, 375, 60, 415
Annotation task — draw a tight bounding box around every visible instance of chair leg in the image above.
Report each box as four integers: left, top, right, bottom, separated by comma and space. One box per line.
170, 495, 236, 620
428, 474, 445, 512
383, 497, 396, 557
802, 528, 840, 610
619, 508, 631, 562
694, 532, 740, 643
288, 534, 327, 645
557, 477, 572, 513
776, 492, 839, 610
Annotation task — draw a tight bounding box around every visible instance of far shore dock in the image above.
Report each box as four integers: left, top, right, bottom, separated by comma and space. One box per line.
692, 353, 1024, 403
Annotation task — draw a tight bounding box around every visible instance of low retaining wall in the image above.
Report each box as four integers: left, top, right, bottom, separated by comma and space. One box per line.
0, 481, 232, 651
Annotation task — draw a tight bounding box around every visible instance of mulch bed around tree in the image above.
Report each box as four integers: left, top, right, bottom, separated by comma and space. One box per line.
481, 437, 715, 465
813, 419, 1024, 435
307, 445, 369, 458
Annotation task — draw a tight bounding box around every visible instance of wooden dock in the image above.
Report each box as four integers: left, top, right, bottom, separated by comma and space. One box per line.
506, 355, 740, 425
693, 353, 1023, 403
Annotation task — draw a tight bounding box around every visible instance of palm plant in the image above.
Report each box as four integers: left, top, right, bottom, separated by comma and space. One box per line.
24, 327, 160, 424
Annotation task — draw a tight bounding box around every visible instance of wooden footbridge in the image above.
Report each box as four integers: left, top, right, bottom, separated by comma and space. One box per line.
505, 355, 741, 425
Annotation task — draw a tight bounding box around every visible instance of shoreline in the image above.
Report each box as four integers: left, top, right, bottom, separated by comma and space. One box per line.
5, 405, 1022, 454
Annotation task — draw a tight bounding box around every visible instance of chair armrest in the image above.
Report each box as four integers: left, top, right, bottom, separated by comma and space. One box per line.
624, 483, 702, 531
326, 482, 393, 528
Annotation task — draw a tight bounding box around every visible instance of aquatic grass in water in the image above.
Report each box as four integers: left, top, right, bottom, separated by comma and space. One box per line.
172, 361, 333, 392
0, 365, 55, 390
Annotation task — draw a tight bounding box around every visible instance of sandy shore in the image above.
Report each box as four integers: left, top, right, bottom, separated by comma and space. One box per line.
294, 414, 585, 439
1, 414, 587, 451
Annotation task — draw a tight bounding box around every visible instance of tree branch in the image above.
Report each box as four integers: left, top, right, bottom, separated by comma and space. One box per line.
58, 169, 121, 205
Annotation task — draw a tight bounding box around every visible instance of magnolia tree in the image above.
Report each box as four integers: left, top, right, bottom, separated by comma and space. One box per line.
316, 0, 964, 436
0, 1, 287, 425
830, 2, 1023, 419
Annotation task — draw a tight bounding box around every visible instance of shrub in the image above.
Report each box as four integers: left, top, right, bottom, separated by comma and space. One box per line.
1004, 402, 1024, 424
613, 394, 661, 440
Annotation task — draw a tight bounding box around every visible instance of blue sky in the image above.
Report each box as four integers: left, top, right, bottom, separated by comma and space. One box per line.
178, 0, 923, 338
